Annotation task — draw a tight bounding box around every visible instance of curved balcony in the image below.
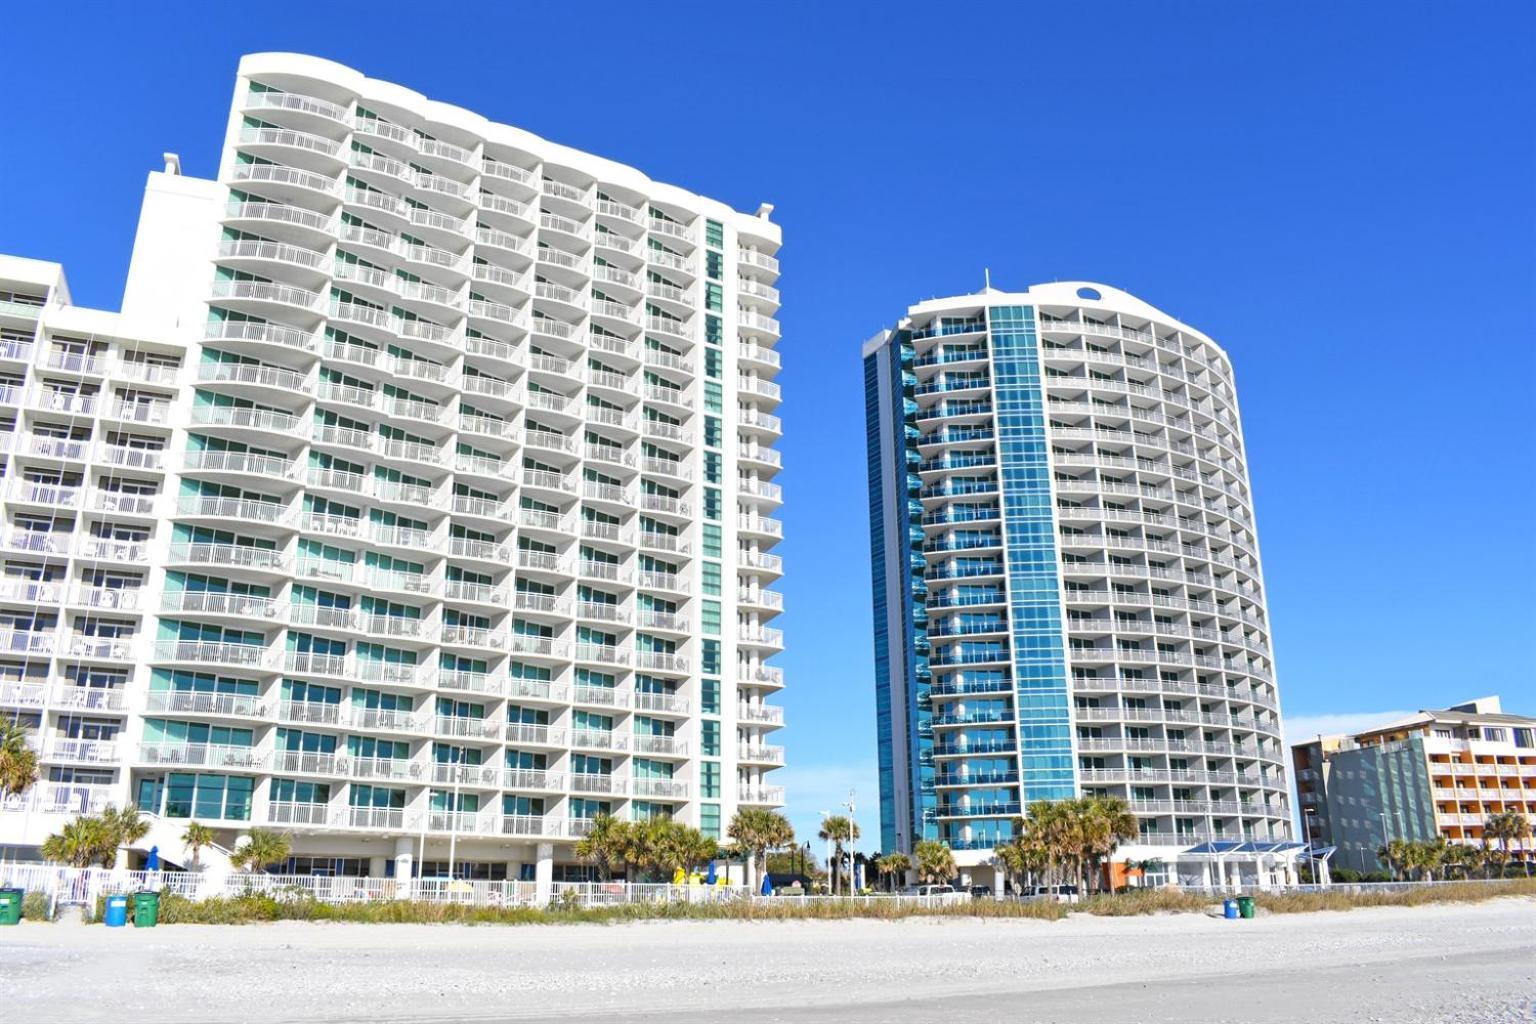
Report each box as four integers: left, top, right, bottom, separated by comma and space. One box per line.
226, 161, 338, 205
210, 278, 323, 323
202, 319, 314, 358
245, 88, 347, 126
237, 125, 343, 172
222, 200, 334, 247
216, 238, 327, 281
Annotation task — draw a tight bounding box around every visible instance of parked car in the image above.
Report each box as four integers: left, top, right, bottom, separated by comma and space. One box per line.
905, 884, 957, 897
1021, 884, 1079, 903
967, 885, 994, 900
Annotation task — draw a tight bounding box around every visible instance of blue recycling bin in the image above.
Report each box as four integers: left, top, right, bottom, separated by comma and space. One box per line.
104, 894, 129, 927
1223, 898, 1239, 920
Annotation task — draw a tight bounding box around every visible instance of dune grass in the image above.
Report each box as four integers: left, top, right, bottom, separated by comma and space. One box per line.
120, 877, 1536, 926
1256, 877, 1536, 915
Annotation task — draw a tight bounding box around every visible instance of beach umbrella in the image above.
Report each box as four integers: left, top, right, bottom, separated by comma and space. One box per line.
760, 873, 773, 896
705, 860, 717, 885
145, 846, 160, 871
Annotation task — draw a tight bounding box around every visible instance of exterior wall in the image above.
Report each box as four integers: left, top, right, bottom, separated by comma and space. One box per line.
0, 52, 784, 877
1319, 737, 1437, 874
867, 283, 1291, 867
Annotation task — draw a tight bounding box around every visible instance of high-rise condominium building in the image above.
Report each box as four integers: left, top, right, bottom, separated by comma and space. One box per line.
864, 283, 1298, 889
0, 53, 784, 887
1294, 696, 1535, 875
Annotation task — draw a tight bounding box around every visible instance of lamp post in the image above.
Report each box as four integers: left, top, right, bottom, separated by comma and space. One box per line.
820, 809, 832, 895
845, 789, 857, 895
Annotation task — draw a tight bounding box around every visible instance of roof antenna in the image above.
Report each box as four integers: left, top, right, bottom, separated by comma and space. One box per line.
983, 267, 991, 291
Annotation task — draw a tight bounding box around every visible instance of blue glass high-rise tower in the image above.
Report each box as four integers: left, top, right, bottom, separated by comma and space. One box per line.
863, 283, 1292, 884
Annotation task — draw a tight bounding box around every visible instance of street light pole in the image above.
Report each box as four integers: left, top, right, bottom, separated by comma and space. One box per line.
820, 809, 832, 895
845, 789, 856, 895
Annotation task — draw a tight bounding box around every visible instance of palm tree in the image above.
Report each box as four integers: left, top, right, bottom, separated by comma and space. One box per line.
181, 822, 217, 870
231, 829, 292, 874
99, 805, 150, 866
1079, 797, 1138, 893
994, 836, 1048, 894
575, 814, 633, 881
817, 815, 859, 895
876, 852, 912, 892
727, 808, 794, 890
912, 839, 956, 885
1375, 838, 1411, 881
41, 817, 111, 868
624, 818, 715, 882
1441, 841, 1479, 879
1017, 800, 1078, 888
1483, 811, 1532, 878
1124, 857, 1163, 890
1412, 838, 1448, 881
0, 715, 39, 804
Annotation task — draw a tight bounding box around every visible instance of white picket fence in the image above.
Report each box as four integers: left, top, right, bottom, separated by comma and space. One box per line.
0, 863, 748, 910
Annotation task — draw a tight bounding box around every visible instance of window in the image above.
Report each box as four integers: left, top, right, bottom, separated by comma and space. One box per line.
705, 251, 724, 281
704, 347, 723, 380
157, 773, 253, 821
704, 417, 723, 448
701, 761, 721, 799
701, 640, 721, 676
704, 381, 722, 413
701, 600, 721, 635
704, 283, 723, 312
701, 679, 721, 715
700, 803, 721, 840
705, 314, 723, 345
701, 562, 721, 596
705, 220, 724, 249
701, 720, 721, 757
702, 524, 722, 559
703, 488, 721, 521
704, 451, 722, 484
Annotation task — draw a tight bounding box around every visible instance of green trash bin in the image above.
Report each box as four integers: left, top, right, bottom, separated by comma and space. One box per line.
1236, 895, 1256, 919
132, 890, 160, 928
0, 888, 22, 925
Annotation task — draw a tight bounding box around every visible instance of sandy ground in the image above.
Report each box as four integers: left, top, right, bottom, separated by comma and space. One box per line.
1, 899, 1532, 1023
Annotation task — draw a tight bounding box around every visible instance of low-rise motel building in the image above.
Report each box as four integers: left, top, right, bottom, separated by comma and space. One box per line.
1293, 696, 1536, 875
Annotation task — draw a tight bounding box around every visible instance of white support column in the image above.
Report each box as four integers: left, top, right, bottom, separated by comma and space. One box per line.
393, 837, 414, 892
535, 842, 555, 905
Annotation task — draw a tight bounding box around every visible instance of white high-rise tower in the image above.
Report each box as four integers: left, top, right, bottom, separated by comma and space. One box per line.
0, 53, 784, 886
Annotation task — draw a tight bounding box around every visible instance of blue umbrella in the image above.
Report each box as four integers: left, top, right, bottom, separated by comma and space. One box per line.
760, 872, 773, 896
705, 860, 717, 885
145, 846, 160, 871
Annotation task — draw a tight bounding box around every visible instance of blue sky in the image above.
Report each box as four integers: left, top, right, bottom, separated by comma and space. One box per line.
2, 2, 1532, 849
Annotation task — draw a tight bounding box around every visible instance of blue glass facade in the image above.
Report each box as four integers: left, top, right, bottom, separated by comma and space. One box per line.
864, 333, 935, 852
988, 306, 1075, 803
863, 350, 899, 852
